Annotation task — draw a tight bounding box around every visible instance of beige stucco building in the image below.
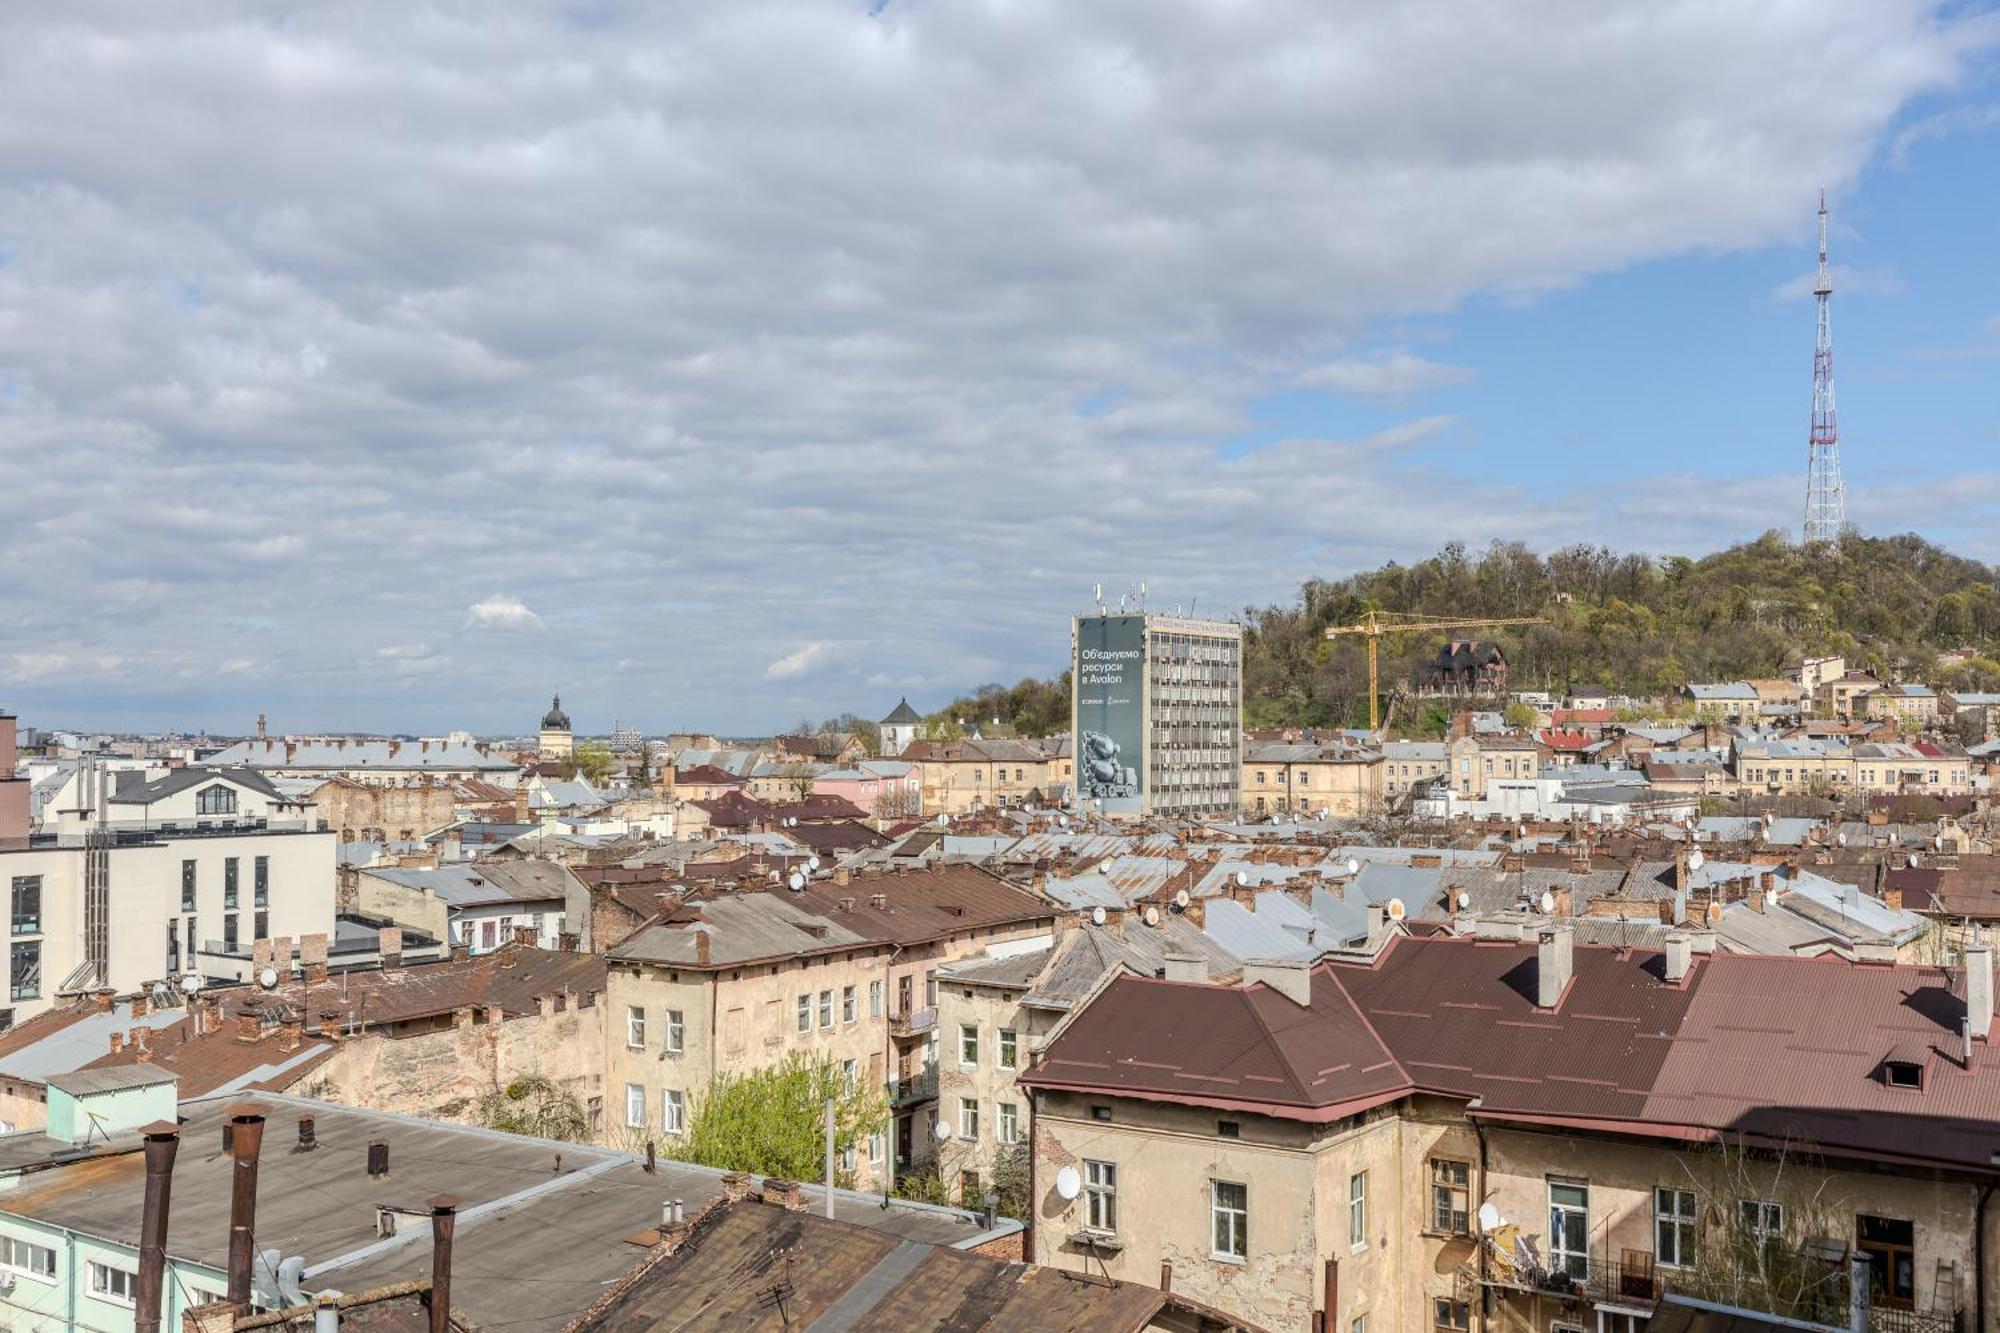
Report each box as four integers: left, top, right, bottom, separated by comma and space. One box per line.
1240, 744, 1384, 819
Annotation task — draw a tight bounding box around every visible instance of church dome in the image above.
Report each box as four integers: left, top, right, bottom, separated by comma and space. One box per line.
541, 694, 571, 731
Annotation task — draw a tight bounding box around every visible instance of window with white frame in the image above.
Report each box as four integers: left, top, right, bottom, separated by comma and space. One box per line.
842, 985, 856, 1022
88, 1261, 136, 1305
998, 1028, 1017, 1069
625, 1083, 646, 1128
1349, 1318, 1367, 1333
959, 1024, 979, 1066
661, 1089, 684, 1134
997, 1102, 1019, 1144
664, 1009, 684, 1055
1211, 1180, 1248, 1260
1655, 1186, 1697, 1268
625, 1005, 646, 1049
869, 979, 883, 1017
1, 1236, 55, 1279
1084, 1159, 1117, 1232
868, 1131, 883, 1163
1549, 1181, 1589, 1280
841, 1058, 856, 1092
818, 989, 833, 1028
958, 1097, 979, 1139
1741, 1198, 1784, 1243
1348, 1171, 1367, 1248
1430, 1158, 1470, 1234
796, 993, 811, 1033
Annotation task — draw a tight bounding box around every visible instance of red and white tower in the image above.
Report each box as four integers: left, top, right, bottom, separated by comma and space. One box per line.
1802, 190, 1845, 544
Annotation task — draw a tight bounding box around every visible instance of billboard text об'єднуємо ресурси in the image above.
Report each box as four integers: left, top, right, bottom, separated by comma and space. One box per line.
1075, 615, 1143, 812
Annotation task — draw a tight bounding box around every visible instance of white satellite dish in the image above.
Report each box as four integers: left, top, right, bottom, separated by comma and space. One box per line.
1456, 891, 1471, 911
1143, 906, 1160, 927
1234, 871, 1249, 887
179, 974, 201, 994
1688, 850, 1705, 872
1908, 852, 1920, 868
932, 1118, 953, 1142
1476, 1201, 1503, 1232
938, 813, 950, 828
1934, 834, 1945, 851
1387, 898, 1407, 922
1091, 906, 1107, 926
1538, 889, 1556, 915
1054, 1166, 1082, 1201
1057, 814, 1070, 828
1345, 858, 1360, 876
808, 856, 822, 871
1837, 830, 1848, 847
787, 872, 806, 891
258, 967, 279, 990
1173, 889, 1191, 909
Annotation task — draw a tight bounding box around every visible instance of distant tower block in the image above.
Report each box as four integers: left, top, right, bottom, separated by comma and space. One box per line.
1802, 190, 1846, 544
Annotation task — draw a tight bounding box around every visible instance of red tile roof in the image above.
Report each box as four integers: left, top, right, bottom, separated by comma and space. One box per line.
1027, 935, 2000, 1171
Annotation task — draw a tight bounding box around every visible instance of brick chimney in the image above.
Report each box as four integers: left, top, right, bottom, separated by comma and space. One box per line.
760, 1178, 807, 1211
721, 1171, 754, 1202
380, 926, 403, 969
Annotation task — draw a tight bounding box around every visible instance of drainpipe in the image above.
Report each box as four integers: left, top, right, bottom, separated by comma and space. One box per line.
1977, 1177, 1997, 1333
1472, 1109, 1491, 1333
226, 1105, 266, 1312
135, 1122, 181, 1333
427, 1195, 459, 1333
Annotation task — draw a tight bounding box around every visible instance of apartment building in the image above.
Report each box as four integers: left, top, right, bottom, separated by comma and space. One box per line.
1815, 671, 1885, 720
1240, 743, 1385, 819
1072, 612, 1243, 819
1684, 682, 1761, 723
0, 765, 335, 1022
901, 738, 1052, 815
1447, 733, 1541, 799
602, 864, 1054, 1186
1380, 741, 1447, 803
1851, 741, 1973, 795
1862, 682, 1941, 728
1021, 932, 2000, 1333
201, 736, 520, 786
1734, 738, 1855, 794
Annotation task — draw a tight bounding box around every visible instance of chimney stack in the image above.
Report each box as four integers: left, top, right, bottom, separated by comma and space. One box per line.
1536, 925, 1574, 1010
1967, 945, 1993, 1042
1664, 933, 1691, 984
1163, 954, 1208, 983
367, 1139, 389, 1177
225, 1106, 266, 1312
426, 1195, 459, 1333
135, 1123, 180, 1333
379, 927, 403, 969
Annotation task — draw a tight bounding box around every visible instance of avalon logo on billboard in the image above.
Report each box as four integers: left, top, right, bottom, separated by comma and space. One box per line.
1074, 614, 1144, 814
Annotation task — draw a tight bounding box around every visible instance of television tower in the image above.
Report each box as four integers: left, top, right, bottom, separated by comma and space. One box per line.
1802, 189, 1845, 544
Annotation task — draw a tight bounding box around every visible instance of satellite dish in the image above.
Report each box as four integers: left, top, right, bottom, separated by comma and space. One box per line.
1173, 889, 1191, 909
787, 872, 806, 891
1688, 850, 1705, 872
258, 967, 279, 990
932, 1117, 953, 1142
808, 856, 822, 871
1538, 889, 1556, 915
1387, 898, 1407, 922
1091, 906, 1107, 926
1054, 1166, 1082, 1201
1908, 852, 1920, 868
1477, 1202, 1503, 1232
1057, 815, 1069, 828
1234, 871, 1249, 887
937, 814, 950, 828
1706, 901, 1724, 924
1143, 906, 1160, 927
1934, 835, 1944, 851
1837, 830, 1848, 847
1344, 858, 1360, 876
179, 974, 201, 994
1456, 891, 1471, 911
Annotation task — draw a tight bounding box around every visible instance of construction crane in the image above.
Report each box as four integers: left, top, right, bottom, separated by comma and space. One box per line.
1323, 611, 1549, 732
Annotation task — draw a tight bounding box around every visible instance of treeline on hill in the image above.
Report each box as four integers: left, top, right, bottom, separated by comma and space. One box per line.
928, 531, 2000, 736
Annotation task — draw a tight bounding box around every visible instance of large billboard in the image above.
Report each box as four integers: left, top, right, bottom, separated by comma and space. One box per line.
1073, 614, 1145, 814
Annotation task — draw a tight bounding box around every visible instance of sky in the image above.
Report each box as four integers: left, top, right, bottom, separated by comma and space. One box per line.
2, 1, 1998, 737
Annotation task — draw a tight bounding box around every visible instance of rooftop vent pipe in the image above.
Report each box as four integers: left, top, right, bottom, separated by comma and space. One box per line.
1968, 946, 1993, 1043
1664, 934, 1690, 984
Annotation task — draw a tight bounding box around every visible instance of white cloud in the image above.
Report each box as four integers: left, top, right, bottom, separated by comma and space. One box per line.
1295, 349, 1473, 397
0, 0, 1985, 730
766, 642, 834, 681
1772, 266, 1907, 301
466, 597, 541, 630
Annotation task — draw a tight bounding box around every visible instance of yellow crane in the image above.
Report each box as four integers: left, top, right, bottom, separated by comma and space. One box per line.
1323, 611, 1549, 732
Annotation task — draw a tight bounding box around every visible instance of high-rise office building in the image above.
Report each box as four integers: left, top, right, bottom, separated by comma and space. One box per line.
1071, 612, 1242, 818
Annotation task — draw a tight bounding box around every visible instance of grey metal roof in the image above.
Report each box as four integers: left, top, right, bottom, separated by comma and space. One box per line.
0, 1003, 188, 1083
204, 739, 517, 772
359, 860, 572, 908
46, 1065, 178, 1096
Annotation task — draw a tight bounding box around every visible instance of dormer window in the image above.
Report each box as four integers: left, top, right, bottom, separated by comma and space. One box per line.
196, 785, 237, 816
1884, 1061, 1922, 1090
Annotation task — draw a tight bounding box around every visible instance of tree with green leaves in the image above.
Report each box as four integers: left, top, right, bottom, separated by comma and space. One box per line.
666, 1054, 888, 1188
476, 1075, 591, 1142
566, 739, 615, 784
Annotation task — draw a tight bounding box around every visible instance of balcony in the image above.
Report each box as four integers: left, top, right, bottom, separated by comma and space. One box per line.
887, 1067, 937, 1106
888, 1006, 935, 1039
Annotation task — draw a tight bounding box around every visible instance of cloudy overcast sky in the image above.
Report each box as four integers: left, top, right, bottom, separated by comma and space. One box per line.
3, 1, 1998, 736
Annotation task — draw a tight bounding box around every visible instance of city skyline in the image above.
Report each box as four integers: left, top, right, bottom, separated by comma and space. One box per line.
2, 3, 1997, 733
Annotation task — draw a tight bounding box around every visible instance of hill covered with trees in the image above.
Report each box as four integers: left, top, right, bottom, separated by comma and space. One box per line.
927, 531, 2000, 735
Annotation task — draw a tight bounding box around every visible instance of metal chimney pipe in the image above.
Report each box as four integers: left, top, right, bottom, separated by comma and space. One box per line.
313, 1291, 341, 1333
226, 1106, 266, 1312
427, 1195, 460, 1333
135, 1122, 181, 1333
